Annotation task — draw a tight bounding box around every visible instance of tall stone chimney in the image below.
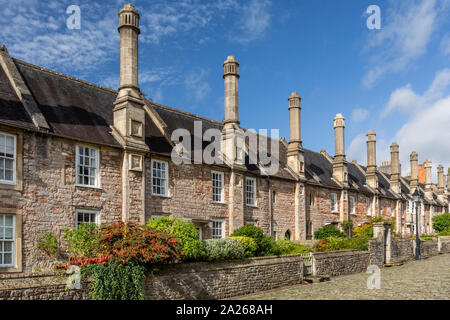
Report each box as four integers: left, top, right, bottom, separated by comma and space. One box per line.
424, 159, 432, 195
287, 92, 305, 177
410, 151, 419, 191
437, 165, 444, 196
333, 114, 348, 185
223, 56, 240, 127
366, 130, 378, 189
113, 4, 148, 224
390, 142, 401, 194
221, 56, 244, 166
113, 3, 148, 152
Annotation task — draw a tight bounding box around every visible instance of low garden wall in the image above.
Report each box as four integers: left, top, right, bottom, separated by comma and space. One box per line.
145, 254, 304, 300
0, 254, 303, 300
0, 272, 89, 300
438, 236, 450, 253
390, 239, 414, 264
418, 240, 439, 258
312, 250, 370, 277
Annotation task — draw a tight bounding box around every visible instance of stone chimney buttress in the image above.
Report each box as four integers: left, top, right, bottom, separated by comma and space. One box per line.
424, 159, 432, 196
410, 151, 419, 191
332, 114, 348, 185
287, 92, 305, 178
390, 142, 401, 194
366, 130, 378, 189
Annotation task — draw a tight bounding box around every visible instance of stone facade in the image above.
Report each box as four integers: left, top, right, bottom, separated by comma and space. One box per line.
312, 250, 370, 277
0, 3, 448, 276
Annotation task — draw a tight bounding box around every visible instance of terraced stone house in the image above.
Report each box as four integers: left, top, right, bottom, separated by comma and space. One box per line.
0, 4, 448, 273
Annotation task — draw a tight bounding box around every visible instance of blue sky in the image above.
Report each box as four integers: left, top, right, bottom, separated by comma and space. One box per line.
1, 0, 450, 181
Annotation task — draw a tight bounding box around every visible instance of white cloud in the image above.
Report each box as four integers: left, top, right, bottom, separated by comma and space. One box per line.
362, 0, 438, 87
184, 68, 211, 103
351, 108, 369, 122
233, 0, 272, 43
350, 68, 450, 181
441, 33, 450, 55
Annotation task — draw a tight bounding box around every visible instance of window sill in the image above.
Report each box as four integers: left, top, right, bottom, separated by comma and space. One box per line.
246, 204, 258, 208
212, 201, 227, 205
152, 194, 172, 199
75, 184, 102, 191
331, 210, 339, 214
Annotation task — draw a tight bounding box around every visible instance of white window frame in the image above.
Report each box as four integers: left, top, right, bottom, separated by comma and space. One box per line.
212, 219, 224, 239
0, 214, 15, 267
245, 177, 257, 207
151, 159, 169, 197
76, 145, 100, 188
0, 132, 16, 185
366, 197, 371, 216
331, 193, 338, 213
421, 202, 424, 216
349, 196, 356, 215
211, 170, 225, 203
75, 209, 99, 226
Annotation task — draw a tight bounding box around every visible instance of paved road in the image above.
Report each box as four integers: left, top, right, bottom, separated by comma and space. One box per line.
242, 254, 450, 300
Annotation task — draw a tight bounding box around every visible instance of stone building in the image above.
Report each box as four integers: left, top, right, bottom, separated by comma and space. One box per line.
0, 4, 448, 273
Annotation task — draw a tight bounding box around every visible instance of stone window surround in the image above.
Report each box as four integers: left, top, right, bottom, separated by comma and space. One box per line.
0, 127, 23, 192
211, 219, 224, 239
75, 144, 100, 188
75, 208, 100, 226
0, 132, 16, 185
211, 170, 225, 204
349, 195, 356, 216
151, 159, 169, 197
245, 177, 257, 207
331, 193, 338, 213
0, 208, 22, 273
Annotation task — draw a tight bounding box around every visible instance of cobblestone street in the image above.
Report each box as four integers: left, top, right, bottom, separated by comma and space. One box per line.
242, 254, 450, 300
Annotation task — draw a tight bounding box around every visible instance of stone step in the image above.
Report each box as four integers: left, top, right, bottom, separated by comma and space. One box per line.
303, 275, 330, 283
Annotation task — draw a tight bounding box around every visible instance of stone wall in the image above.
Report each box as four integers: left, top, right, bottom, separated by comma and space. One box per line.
368, 238, 384, 267
145, 255, 303, 300
390, 238, 414, 264
438, 236, 450, 253
0, 272, 89, 300
418, 240, 439, 258
312, 250, 370, 277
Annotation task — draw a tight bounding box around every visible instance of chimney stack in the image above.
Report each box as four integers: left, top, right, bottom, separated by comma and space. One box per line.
437, 165, 444, 196
410, 151, 419, 191
366, 130, 378, 189
424, 159, 432, 194
223, 56, 240, 127
287, 92, 305, 176
221, 56, 245, 166
113, 3, 148, 152
333, 114, 348, 184
390, 142, 401, 194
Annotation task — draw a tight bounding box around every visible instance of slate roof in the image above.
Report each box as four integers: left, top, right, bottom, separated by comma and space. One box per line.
0, 54, 445, 202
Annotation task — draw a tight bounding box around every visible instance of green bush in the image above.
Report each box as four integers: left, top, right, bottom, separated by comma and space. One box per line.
85, 260, 145, 300
203, 238, 246, 261
432, 213, 450, 233
314, 224, 346, 240
147, 216, 205, 261
63, 223, 100, 257
231, 225, 276, 256
438, 230, 450, 236
275, 240, 312, 255
229, 236, 258, 257
36, 231, 60, 257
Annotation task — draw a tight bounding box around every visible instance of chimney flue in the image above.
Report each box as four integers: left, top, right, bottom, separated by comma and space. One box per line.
437, 165, 444, 195
410, 151, 419, 191
118, 4, 140, 93
223, 56, 240, 127
390, 142, 401, 194
425, 159, 432, 193
366, 130, 378, 189
287, 92, 305, 176
333, 114, 348, 184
